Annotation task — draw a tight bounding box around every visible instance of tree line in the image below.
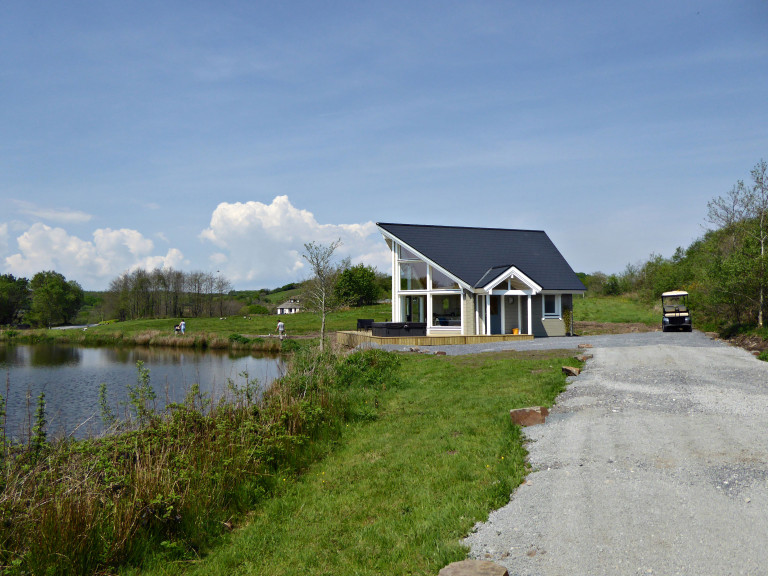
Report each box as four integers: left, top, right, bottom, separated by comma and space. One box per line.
1, 258, 388, 328
0, 271, 84, 327
581, 159, 767, 333
106, 268, 235, 321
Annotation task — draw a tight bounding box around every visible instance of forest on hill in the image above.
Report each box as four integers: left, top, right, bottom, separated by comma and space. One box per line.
580, 159, 767, 336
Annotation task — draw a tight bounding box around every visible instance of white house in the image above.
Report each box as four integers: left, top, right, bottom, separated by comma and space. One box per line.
276, 298, 302, 315
377, 223, 586, 337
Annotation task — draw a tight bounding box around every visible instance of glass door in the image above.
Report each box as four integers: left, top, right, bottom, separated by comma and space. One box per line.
490, 296, 501, 334
401, 295, 425, 322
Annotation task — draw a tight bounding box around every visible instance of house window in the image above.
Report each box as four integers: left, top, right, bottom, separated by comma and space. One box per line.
431, 294, 461, 327
430, 267, 459, 290
400, 262, 427, 290
543, 294, 561, 318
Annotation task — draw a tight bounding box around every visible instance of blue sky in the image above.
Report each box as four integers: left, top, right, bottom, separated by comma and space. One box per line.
2, 1, 767, 290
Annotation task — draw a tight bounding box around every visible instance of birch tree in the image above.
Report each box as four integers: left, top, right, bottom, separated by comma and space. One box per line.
302, 239, 344, 351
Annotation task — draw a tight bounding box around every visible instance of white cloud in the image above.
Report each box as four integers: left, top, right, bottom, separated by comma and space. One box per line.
4, 223, 184, 289
15, 201, 93, 224
200, 195, 389, 287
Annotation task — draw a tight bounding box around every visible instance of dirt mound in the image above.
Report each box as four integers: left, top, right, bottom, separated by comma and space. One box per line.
727, 333, 768, 354
573, 321, 658, 336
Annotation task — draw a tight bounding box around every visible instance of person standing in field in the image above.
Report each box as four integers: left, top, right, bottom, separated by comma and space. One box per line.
277, 320, 285, 340
180, 320, 186, 335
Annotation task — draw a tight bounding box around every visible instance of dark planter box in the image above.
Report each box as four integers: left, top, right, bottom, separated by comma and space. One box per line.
371, 322, 427, 337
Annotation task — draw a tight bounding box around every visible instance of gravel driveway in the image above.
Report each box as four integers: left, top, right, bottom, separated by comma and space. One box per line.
459, 331, 768, 575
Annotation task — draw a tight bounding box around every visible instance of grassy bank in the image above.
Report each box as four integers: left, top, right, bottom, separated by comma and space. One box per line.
0, 304, 392, 351
0, 343, 579, 575
0, 346, 400, 575
145, 348, 579, 576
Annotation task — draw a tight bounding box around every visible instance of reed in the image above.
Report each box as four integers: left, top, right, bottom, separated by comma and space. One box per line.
0, 328, 298, 353
0, 345, 396, 575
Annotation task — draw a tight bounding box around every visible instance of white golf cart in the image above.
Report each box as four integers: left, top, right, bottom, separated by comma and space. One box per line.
661, 290, 692, 332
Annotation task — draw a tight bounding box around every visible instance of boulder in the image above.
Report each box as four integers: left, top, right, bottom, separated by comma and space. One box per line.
438, 559, 509, 576
510, 406, 549, 426
575, 353, 593, 362
562, 366, 580, 377
577, 343, 593, 349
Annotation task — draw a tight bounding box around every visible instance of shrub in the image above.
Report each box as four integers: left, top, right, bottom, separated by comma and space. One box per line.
228, 333, 250, 345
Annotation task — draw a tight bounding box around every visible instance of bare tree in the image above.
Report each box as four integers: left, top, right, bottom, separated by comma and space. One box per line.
214, 274, 232, 317
302, 239, 344, 351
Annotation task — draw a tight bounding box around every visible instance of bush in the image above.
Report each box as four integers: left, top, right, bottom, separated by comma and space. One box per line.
228, 333, 250, 345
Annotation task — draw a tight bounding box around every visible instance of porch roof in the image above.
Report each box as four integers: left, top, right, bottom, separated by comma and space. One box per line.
377, 222, 585, 292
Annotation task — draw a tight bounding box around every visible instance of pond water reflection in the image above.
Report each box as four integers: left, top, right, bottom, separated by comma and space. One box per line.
0, 344, 284, 440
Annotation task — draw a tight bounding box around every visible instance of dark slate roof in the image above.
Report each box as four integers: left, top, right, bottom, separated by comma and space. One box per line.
377, 222, 586, 291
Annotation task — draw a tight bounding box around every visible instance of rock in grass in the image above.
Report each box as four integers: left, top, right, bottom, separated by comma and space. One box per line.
509, 406, 549, 426
562, 366, 581, 377
438, 559, 509, 576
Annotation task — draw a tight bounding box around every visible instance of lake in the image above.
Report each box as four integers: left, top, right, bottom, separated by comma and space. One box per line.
0, 344, 284, 441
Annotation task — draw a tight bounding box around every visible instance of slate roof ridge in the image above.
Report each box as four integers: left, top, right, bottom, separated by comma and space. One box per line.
376, 222, 546, 234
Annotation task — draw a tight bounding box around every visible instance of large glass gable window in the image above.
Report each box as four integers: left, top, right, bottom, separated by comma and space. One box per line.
431, 267, 459, 289
400, 261, 427, 290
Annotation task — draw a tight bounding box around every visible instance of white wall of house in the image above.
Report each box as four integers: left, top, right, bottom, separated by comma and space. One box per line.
386, 236, 576, 337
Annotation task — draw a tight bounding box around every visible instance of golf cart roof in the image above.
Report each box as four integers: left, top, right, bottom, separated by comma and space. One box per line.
661, 290, 689, 297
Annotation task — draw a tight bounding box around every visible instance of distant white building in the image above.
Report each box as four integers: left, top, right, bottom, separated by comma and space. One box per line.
276, 298, 302, 315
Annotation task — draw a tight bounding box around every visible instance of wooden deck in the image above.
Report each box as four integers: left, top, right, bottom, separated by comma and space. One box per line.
336, 330, 534, 348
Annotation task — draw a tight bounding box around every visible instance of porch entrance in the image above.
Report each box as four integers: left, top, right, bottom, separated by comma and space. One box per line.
490, 295, 502, 334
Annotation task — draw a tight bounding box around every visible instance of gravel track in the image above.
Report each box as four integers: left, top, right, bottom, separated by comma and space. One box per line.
450, 331, 768, 575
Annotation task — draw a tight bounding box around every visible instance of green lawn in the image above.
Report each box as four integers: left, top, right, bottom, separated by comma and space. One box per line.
88, 304, 391, 337
141, 349, 578, 576
573, 294, 659, 325
1, 304, 393, 348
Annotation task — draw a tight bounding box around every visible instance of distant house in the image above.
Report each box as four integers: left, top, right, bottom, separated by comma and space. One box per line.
377, 223, 585, 337
276, 298, 302, 315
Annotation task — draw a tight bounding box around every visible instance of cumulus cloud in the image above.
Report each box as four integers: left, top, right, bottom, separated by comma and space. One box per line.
200, 195, 390, 287
4, 223, 184, 288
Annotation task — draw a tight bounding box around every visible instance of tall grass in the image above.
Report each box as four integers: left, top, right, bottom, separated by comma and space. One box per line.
0, 328, 293, 352
0, 346, 399, 575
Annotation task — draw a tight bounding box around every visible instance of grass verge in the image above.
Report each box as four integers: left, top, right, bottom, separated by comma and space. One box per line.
573, 295, 658, 326
146, 348, 579, 576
